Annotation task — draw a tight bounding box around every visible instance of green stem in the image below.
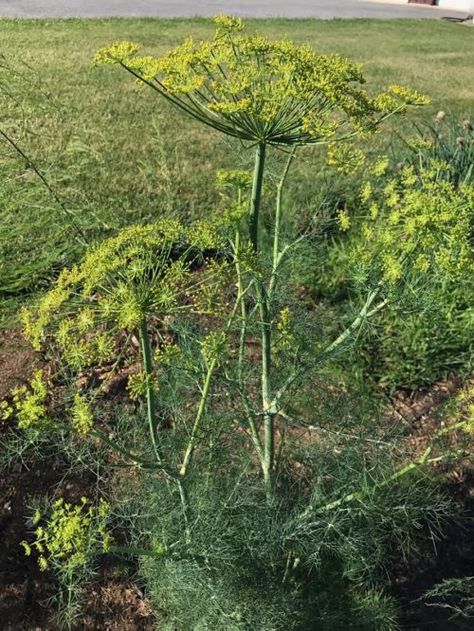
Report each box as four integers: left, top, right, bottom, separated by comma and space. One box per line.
139, 318, 161, 464
249, 141, 274, 499
272, 148, 296, 287
298, 419, 469, 521
180, 276, 253, 478
324, 291, 387, 357
90, 428, 158, 471
258, 283, 275, 500
180, 359, 216, 477
249, 142, 266, 252
234, 230, 265, 463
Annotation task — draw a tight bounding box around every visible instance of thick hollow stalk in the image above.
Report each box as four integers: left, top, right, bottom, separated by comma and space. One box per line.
234, 230, 265, 463
272, 148, 296, 279
258, 286, 275, 500
249, 142, 267, 252
248, 140, 275, 499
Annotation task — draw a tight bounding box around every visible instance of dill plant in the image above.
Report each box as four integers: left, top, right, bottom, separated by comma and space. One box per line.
319, 125, 474, 388
5, 16, 472, 630
94, 15, 429, 498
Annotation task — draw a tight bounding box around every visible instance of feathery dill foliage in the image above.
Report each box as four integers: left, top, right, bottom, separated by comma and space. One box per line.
113, 432, 449, 631
94, 15, 428, 146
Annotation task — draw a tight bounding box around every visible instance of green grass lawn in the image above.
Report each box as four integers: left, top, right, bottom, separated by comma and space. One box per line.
0, 18, 473, 323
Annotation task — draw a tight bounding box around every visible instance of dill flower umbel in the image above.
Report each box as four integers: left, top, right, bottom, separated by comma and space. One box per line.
22, 219, 225, 368
94, 16, 428, 147
354, 160, 474, 284
22, 497, 112, 572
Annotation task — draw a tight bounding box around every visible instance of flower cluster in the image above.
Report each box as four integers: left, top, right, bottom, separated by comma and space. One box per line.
71, 393, 94, 434
200, 331, 227, 367
94, 16, 428, 146
353, 160, 474, 284
127, 370, 156, 401
21, 497, 111, 572
216, 170, 253, 192
0, 370, 49, 433
275, 307, 296, 354
327, 141, 366, 175
22, 219, 225, 368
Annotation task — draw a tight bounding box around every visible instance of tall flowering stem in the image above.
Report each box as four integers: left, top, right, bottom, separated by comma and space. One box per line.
95, 15, 429, 500
139, 317, 160, 462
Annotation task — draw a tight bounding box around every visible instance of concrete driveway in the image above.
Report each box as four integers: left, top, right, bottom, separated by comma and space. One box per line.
0, 0, 466, 19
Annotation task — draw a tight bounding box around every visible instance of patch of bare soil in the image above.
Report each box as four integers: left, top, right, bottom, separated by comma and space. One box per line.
0, 329, 38, 401
388, 377, 474, 630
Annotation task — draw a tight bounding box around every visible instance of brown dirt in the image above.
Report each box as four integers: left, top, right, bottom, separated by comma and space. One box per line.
387, 377, 474, 630
0, 329, 39, 401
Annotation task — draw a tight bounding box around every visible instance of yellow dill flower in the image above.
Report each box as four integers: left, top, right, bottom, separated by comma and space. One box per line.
327, 142, 366, 175
154, 343, 181, 368
337, 209, 351, 232
127, 371, 154, 401
8, 370, 49, 432
20, 541, 32, 556
370, 156, 390, 177
25, 497, 111, 572
93, 41, 140, 65
360, 181, 373, 203
95, 17, 426, 147
200, 331, 227, 367
352, 161, 473, 285
216, 170, 253, 192
71, 393, 94, 434
38, 556, 48, 572
276, 307, 296, 353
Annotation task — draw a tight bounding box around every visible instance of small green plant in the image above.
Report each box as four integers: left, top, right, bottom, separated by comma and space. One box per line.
0, 369, 50, 435
21, 497, 111, 629
22, 497, 111, 572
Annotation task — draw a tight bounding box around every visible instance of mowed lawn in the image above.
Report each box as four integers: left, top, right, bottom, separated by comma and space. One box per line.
0, 18, 473, 322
